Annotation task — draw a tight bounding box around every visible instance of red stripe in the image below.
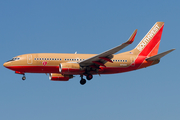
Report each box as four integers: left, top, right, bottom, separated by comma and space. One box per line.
139, 25, 164, 56
6, 65, 140, 75
6, 66, 59, 73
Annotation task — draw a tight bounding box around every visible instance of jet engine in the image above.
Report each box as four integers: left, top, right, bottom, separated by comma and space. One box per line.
59, 63, 84, 74
49, 73, 73, 81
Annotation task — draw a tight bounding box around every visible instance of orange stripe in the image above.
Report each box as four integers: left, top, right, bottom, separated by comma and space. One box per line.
148, 41, 160, 57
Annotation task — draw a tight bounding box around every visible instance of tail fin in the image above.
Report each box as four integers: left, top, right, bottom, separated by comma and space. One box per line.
133, 22, 164, 57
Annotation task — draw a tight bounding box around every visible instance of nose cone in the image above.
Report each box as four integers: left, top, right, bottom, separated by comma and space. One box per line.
3, 62, 10, 68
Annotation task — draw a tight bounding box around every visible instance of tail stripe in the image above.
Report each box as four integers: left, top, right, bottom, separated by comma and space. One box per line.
139, 24, 164, 56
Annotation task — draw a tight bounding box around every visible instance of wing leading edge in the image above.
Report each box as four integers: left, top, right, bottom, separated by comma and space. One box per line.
79, 29, 137, 67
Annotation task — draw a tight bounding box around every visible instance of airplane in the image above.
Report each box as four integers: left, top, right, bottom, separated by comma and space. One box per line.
3, 22, 175, 85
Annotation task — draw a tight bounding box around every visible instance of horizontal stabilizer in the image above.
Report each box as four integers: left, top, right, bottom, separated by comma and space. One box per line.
146, 49, 175, 61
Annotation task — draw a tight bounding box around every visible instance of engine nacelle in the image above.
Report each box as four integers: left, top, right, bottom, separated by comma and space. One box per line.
59, 63, 83, 74
49, 73, 73, 81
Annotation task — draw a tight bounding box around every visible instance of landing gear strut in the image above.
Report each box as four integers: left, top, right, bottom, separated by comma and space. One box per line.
15, 71, 26, 81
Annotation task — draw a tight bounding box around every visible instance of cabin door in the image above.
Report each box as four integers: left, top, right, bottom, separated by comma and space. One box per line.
27, 55, 33, 64
130, 57, 135, 67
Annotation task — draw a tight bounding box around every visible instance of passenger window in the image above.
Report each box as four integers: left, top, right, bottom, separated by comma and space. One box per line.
47, 58, 49, 60
42, 58, 44, 60
39, 58, 41, 60
65, 59, 66, 61
60, 58, 61, 61
34, 58, 36, 60
50, 58, 51, 60
45, 58, 46, 60
125, 60, 127, 62
57, 58, 59, 60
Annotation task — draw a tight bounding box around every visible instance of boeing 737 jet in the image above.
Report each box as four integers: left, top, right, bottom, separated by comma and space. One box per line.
3, 22, 175, 85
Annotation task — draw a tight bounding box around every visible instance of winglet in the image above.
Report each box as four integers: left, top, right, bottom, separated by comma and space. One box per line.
126, 29, 137, 44
146, 49, 175, 61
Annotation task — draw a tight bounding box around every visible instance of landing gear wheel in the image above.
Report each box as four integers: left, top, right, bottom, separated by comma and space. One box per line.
86, 74, 93, 80
80, 79, 86, 85
22, 76, 26, 80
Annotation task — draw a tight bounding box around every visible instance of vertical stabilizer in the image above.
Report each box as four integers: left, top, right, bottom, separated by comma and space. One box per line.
133, 22, 164, 57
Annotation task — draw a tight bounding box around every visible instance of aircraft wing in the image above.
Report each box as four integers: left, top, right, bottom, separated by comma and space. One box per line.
79, 29, 137, 67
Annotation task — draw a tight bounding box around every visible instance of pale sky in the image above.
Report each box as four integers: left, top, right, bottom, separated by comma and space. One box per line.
0, 0, 179, 120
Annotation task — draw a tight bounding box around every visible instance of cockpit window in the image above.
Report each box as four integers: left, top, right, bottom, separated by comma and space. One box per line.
8, 57, 20, 62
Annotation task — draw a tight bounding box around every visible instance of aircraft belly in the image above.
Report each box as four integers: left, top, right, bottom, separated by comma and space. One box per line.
6, 66, 59, 73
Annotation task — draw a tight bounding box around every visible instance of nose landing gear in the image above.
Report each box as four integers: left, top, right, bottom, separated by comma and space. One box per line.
22, 75, 26, 80
15, 71, 26, 81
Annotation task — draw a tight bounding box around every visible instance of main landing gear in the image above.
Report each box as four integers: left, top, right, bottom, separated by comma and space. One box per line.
80, 74, 93, 85
86, 74, 93, 80
80, 78, 86, 85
